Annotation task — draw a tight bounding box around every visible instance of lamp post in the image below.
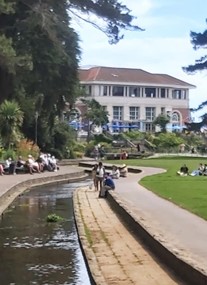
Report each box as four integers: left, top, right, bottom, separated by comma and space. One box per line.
35, 111, 39, 145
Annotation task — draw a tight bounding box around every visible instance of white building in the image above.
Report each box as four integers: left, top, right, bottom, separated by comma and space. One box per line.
78, 66, 195, 132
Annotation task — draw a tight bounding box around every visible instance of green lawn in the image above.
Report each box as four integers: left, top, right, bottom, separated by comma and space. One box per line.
107, 157, 207, 220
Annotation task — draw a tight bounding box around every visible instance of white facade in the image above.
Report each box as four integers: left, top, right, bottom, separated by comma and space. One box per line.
79, 67, 195, 132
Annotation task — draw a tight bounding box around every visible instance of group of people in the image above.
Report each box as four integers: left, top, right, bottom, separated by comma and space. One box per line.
0, 152, 58, 176
177, 162, 207, 176
190, 163, 207, 176
91, 162, 128, 198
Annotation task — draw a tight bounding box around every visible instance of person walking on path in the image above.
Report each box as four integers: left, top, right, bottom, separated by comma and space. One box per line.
96, 161, 105, 195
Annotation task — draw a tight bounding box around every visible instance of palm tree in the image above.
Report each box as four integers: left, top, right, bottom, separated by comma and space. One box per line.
0, 100, 24, 147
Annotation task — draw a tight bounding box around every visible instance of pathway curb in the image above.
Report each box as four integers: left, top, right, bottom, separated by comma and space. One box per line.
107, 191, 207, 285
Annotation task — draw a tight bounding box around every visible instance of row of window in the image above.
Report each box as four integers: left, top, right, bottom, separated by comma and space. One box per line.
82, 85, 187, 99
112, 106, 180, 122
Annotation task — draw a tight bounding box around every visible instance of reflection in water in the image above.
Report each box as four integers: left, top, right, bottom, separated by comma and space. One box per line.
0, 180, 93, 285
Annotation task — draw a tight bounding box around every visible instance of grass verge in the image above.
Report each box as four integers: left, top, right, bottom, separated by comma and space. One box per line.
107, 157, 207, 220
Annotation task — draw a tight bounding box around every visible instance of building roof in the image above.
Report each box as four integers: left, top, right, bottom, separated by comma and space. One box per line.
79, 66, 196, 88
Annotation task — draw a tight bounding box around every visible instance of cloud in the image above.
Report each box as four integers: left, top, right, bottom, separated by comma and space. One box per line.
123, 0, 153, 16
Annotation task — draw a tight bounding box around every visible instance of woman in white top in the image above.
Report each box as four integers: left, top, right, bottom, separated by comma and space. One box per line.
27, 155, 40, 174
111, 165, 120, 179
96, 161, 105, 194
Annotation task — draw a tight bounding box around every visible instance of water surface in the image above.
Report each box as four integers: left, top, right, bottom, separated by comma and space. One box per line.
0, 180, 92, 285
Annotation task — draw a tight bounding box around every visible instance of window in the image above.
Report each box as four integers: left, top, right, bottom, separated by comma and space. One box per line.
172, 90, 182, 99
89, 85, 92, 95
161, 107, 165, 115
81, 85, 91, 96
113, 106, 123, 120
172, 112, 180, 122
129, 87, 140, 97
112, 86, 124, 96
129, 107, 139, 120
171, 112, 181, 131
183, 90, 187, 99
145, 88, 156, 98
161, 88, 166, 98
103, 86, 107, 96
145, 107, 156, 121
145, 123, 155, 132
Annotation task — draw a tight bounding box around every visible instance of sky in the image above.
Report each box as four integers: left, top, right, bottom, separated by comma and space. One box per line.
72, 0, 207, 122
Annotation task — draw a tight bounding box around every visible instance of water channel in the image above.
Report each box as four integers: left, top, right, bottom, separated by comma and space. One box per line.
0, 180, 93, 285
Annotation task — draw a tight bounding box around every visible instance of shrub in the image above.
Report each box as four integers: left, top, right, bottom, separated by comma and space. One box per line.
16, 139, 40, 159
0, 146, 5, 159
46, 148, 63, 160
74, 151, 84, 158
73, 142, 86, 152
84, 142, 96, 157
2, 149, 16, 160
93, 133, 112, 144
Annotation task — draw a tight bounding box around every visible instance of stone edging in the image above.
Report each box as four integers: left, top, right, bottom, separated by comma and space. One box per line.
73, 188, 106, 285
107, 191, 207, 285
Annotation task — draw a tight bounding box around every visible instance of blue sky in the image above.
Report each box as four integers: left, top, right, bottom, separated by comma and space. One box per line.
72, 0, 207, 122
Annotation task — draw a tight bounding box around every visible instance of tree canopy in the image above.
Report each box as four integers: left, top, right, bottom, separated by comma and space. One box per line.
183, 18, 207, 127
68, 0, 143, 44
0, 0, 141, 151
153, 114, 170, 133
183, 19, 207, 74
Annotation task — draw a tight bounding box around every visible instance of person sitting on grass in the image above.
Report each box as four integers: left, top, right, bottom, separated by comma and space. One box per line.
177, 164, 189, 176
203, 164, 207, 176
190, 163, 204, 176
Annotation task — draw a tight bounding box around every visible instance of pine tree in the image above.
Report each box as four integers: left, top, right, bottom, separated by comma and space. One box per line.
183, 19, 207, 128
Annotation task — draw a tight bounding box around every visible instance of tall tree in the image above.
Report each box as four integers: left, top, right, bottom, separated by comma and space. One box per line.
183, 19, 207, 74
0, 0, 142, 149
82, 99, 109, 127
68, 0, 143, 44
0, 0, 17, 103
153, 114, 170, 133
183, 19, 207, 127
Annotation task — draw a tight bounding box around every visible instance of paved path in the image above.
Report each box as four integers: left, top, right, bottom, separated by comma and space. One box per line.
74, 186, 182, 285
114, 167, 207, 275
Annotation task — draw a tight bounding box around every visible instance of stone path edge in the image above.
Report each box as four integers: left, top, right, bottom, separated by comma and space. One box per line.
77, 162, 207, 285
106, 190, 207, 285
73, 189, 104, 285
